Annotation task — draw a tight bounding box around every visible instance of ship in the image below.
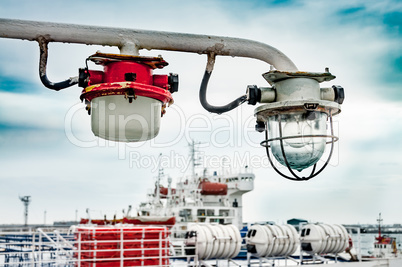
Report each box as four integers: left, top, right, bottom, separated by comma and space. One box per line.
372, 213, 401, 258
2, 146, 402, 266
134, 141, 254, 234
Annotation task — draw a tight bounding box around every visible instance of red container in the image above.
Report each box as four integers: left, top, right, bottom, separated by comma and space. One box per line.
77, 258, 169, 267
74, 226, 170, 266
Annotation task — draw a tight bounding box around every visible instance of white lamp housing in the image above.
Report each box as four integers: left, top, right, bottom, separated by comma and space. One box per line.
253, 70, 343, 180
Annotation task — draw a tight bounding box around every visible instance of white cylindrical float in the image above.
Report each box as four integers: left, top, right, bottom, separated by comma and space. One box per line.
246, 224, 298, 257
184, 224, 241, 260
300, 223, 349, 255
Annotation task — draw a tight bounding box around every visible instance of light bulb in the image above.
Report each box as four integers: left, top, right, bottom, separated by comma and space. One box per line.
267, 112, 327, 171
282, 114, 312, 148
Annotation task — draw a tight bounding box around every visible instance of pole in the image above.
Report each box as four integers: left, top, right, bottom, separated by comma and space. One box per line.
377, 213, 383, 239
0, 18, 298, 71
19, 196, 31, 226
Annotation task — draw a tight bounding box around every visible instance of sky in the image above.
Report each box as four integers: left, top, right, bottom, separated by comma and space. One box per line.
0, 0, 401, 226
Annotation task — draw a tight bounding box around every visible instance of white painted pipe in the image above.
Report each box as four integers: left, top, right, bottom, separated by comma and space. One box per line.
0, 18, 298, 71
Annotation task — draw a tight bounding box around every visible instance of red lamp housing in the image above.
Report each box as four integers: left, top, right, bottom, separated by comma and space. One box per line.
79, 53, 178, 142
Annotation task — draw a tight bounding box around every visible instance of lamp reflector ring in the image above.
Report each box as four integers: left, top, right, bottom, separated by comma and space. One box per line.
80, 81, 173, 104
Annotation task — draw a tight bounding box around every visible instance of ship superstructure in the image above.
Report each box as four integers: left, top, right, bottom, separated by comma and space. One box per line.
137, 142, 254, 231
373, 213, 401, 258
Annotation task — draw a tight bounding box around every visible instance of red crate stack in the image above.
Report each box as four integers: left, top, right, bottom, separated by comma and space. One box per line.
74, 226, 169, 266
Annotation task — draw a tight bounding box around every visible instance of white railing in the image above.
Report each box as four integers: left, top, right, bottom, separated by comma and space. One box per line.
0, 226, 197, 267
0, 225, 370, 267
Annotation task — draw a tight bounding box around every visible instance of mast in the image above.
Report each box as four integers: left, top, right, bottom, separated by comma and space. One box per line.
377, 212, 383, 239
189, 140, 202, 178
19, 196, 31, 226
155, 153, 163, 204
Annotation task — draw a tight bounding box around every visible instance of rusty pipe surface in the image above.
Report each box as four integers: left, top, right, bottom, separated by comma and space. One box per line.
37, 36, 78, 90
0, 18, 298, 71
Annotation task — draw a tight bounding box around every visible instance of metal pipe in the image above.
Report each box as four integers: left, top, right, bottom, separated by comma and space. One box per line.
0, 18, 298, 71
37, 36, 78, 90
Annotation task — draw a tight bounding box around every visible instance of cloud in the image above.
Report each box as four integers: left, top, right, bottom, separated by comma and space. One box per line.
330, 1, 402, 99
0, 91, 81, 130
383, 11, 402, 36
0, 75, 40, 93
338, 6, 366, 16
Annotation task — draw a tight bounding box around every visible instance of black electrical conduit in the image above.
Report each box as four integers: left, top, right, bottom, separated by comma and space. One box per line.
37, 36, 78, 91
199, 53, 247, 114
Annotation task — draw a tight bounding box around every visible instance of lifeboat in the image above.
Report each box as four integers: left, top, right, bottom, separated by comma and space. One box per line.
158, 186, 176, 198
79, 216, 175, 226
185, 224, 241, 260
123, 216, 176, 226
300, 223, 349, 255
199, 180, 227, 195
246, 224, 299, 257
79, 218, 122, 225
